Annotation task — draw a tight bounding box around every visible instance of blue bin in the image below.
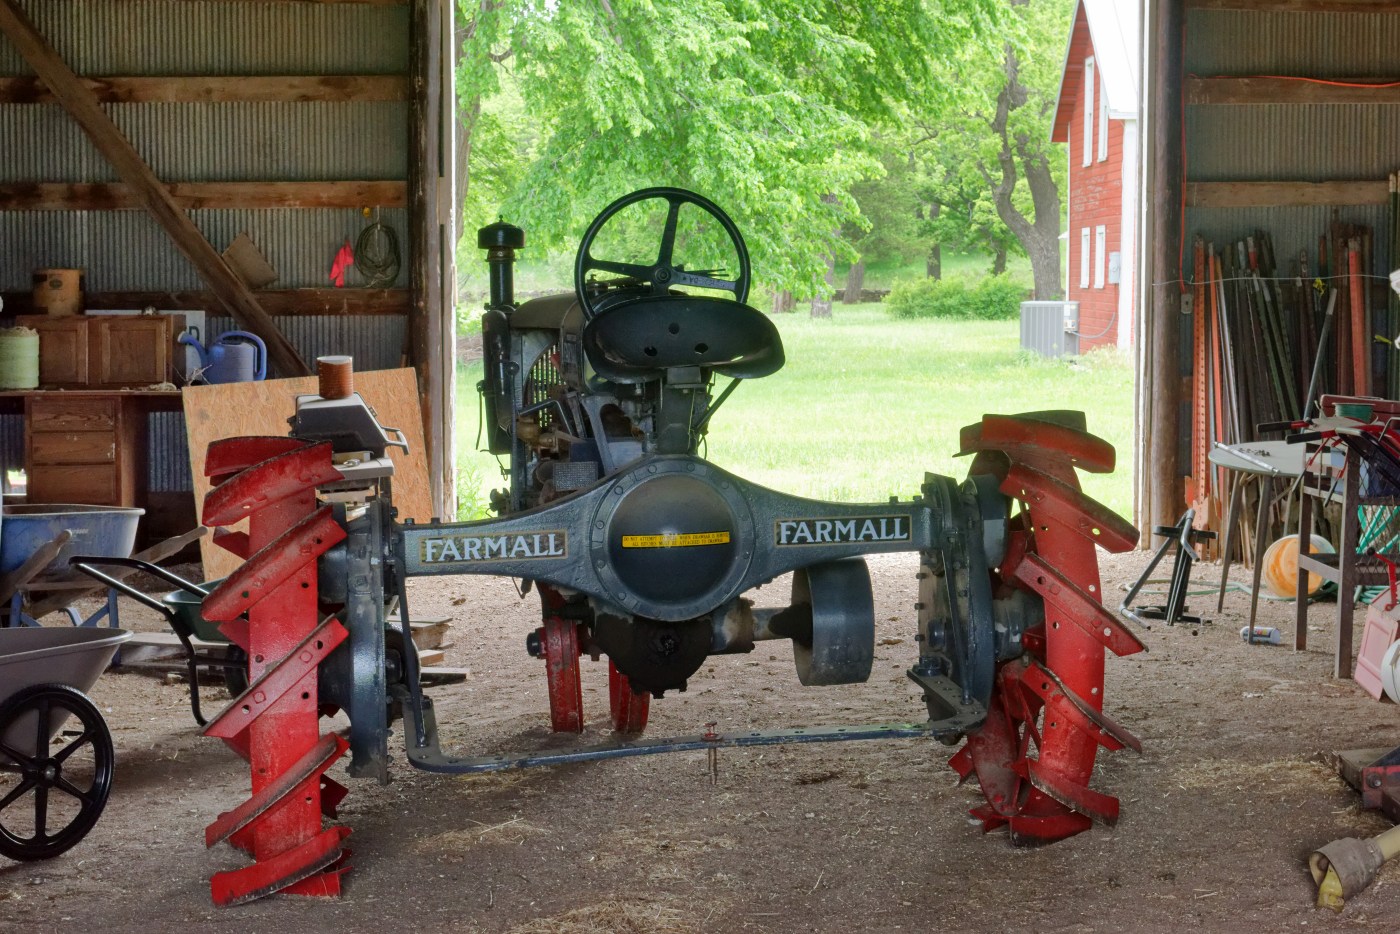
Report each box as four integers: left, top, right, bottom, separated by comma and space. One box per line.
0, 504, 144, 575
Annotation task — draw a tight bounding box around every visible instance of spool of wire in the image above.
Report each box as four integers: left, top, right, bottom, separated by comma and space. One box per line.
355, 219, 401, 287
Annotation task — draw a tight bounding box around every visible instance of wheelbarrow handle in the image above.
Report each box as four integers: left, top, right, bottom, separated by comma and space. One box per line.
66, 555, 209, 600
67, 555, 225, 729
67, 558, 181, 623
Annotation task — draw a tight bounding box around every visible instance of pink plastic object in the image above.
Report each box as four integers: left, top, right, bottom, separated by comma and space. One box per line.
1355, 596, 1400, 701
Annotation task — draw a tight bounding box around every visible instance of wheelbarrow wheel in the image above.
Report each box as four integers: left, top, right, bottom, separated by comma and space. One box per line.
223, 644, 249, 697
0, 683, 115, 861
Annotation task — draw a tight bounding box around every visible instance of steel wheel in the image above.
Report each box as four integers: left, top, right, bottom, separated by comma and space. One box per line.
607, 662, 650, 733
541, 615, 585, 733
950, 413, 1143, 845
0, 683, 115, 861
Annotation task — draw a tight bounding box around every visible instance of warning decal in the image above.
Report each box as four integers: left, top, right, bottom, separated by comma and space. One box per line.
620, 530, 732, 549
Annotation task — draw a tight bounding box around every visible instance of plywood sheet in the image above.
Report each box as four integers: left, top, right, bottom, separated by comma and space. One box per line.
182, 368, 430, 578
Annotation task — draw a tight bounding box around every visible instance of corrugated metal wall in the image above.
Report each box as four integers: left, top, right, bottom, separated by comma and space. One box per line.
0, 209, 408, 289
1183, 7, 1399, 274
0, 0, 414, 489
0, 1, 410, 291
0, 2, 408, 76
1185, 10, 1400, 78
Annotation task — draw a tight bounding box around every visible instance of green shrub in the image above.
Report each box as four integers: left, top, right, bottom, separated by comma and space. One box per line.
886, 274, 1028, 321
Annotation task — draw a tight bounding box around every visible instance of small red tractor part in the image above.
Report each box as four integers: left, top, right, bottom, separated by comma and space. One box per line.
193, 188, 1140, 903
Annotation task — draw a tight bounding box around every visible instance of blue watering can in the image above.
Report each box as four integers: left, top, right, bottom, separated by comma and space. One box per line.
178, 329, 268, 384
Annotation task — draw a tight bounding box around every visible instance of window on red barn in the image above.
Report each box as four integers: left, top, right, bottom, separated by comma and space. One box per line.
1080, 228, 1091, 289
1083, 57, 1095, 167
1094, 226, 1106, 289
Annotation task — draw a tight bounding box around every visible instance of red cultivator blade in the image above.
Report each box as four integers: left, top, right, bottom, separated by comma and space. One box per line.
955, 413, 1141, 846
199, 438, 349, 905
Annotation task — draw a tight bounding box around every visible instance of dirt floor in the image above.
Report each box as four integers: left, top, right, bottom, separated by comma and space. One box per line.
4, 547, 1400, 934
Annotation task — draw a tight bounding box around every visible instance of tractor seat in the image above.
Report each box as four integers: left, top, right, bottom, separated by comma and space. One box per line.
581, 294, 785, 384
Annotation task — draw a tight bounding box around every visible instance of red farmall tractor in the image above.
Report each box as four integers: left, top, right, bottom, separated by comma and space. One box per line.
187, 188, 1141, 904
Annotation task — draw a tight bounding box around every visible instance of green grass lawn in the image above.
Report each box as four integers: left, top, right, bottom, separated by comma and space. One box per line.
454, 304, 1135, 520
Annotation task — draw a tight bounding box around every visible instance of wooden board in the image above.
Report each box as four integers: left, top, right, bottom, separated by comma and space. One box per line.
0, 74, 408, 104
1, 288, 409, 318
1186, 180, 1390, 208
0, 181, 407, 211
183, 368, 431, 579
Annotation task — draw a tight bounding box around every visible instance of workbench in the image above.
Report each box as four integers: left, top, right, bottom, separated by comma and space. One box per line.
1295, 442, 1400, 679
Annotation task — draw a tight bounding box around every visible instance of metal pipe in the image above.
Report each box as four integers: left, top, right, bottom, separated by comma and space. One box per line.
1304, 290, 1338, 419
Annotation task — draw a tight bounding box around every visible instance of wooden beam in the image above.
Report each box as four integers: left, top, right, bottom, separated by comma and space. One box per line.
1, 288, 410, 317
201, 0, 407, 4
0, 0, 309, 377
0, 74, 409, 104
408, 0, 449, 516
1186, 180, 1390, 207
1149, 0, 1185, 538
0, 181, 407, 211
1186, 76, 1400, 105
1187, 0, 1400, 11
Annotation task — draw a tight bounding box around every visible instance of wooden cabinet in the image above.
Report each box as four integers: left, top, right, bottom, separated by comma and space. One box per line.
13, 315, 89, 387
91, 315, 183, 389
24, 395, 139, 506
13, 314, 185, 389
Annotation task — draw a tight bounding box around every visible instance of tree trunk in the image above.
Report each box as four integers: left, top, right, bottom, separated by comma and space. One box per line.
926, 202, 942, 279
991, 242, 1008, 276
843, 260, 865, 304
978, 43, 1064, 301
772, 289, 795, 314
811, 252, 835, 319
454, 96, 480, 247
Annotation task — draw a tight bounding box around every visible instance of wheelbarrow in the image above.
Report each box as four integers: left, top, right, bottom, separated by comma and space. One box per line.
0, 510, 205, 631
0, 625, 130, 861
67, 557, 245, 727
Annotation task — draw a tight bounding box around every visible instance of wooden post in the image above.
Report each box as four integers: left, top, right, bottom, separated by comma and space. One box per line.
0, 0, 309, 378
408, 0, 451, 516
1147, 0, 1185, 536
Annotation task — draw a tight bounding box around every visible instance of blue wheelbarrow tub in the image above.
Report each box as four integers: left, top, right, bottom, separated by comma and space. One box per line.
0, 504, 144, 576
0, 627, 130, 755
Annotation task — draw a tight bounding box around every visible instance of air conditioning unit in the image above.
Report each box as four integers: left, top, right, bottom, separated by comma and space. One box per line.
1020, 301, 1079, 357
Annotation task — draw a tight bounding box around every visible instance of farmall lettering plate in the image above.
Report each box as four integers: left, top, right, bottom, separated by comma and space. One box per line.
774, 516, 911, 546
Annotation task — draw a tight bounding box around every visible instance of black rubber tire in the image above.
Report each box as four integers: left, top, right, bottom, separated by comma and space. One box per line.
223, 644, 249, 697
0, 683, 115, 861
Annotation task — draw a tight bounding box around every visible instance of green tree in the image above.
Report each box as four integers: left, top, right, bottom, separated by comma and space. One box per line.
455, 0, 999, 299
920, 0, 1073, 300
840, 137, 930, 300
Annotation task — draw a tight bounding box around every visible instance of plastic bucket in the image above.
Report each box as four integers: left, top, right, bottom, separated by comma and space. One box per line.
1381, 640, 1400, 704
1262, 534, 1335, 599
0, 327, 39, 389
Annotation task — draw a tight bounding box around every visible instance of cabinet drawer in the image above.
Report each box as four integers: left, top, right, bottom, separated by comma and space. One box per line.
30, 431, 116, 465
27, 466, 119, 505
28, 396, 119, 432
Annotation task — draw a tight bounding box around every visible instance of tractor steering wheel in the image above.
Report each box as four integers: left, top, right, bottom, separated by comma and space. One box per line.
574, 187, 751, 320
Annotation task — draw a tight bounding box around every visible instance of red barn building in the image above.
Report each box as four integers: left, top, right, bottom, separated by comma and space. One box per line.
1051, 0, 1140, 352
